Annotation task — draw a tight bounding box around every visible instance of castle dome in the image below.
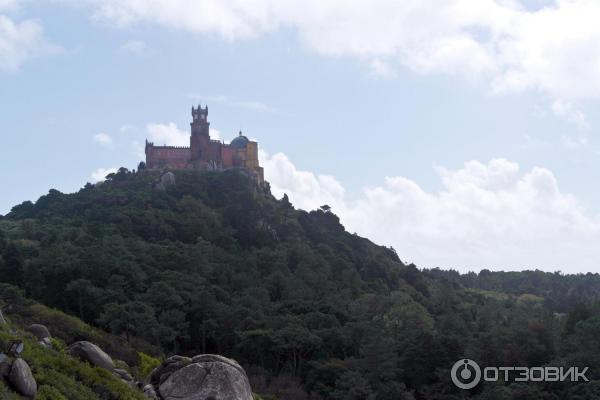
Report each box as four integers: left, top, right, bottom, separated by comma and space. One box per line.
230, 131, 249, 149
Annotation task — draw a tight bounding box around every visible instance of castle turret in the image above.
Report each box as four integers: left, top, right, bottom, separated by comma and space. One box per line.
190, 104, 210, 162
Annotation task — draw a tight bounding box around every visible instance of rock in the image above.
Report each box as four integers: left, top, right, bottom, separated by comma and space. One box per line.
156, 172, 176, 190
150, 355, 192, 386
0, 310, 7, 325
0, 353, 11, 377
28, 324, 51, 340
9, 358, 37, 398
68, 341, 114, 371
7, 340, 24, 357
156, 354, 253, 400
143, 384, 158, 399
39, 337, 53, 348
113, 368, 133, 382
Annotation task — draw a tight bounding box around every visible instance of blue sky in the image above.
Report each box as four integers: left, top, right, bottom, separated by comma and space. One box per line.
2, 0, 600, 272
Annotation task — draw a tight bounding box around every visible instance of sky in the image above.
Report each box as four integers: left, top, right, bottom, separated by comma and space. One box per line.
1, 0, 600, 273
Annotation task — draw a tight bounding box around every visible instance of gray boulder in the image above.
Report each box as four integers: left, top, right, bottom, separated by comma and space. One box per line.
156, 172, 176, 191
143, 384, 158, 399
113, 368, 133, 382
150, 355, 192, 386
39, 337, 53, 349
9, 358, 37, 398
0, 353, 11, 377
68, 341, 114, 371
155, 354, 253, 400
28, 324, 51, 340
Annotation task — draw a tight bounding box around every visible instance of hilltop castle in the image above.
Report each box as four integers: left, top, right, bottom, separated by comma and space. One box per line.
145, 105, 264, 182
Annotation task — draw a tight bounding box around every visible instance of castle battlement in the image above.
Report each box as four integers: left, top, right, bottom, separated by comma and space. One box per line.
144, 105, 264, 182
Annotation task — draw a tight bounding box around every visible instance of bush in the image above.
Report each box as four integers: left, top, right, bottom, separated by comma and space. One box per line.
138, 352, 161, 379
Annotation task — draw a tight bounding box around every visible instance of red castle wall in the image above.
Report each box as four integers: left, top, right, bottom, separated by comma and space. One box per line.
147, 147, 190, 169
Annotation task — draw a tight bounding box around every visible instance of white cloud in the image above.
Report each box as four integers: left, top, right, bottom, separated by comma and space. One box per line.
369, 59, 397, 80
561, 134, 588, 149
146, 122, 188, 146
262, 152, 600, 272
119, 124, 136, 134
261, 151, 345, 211
131, 140, 145, 158
0, 0, 19, 11
209, 128, 221, 141
551, 99, 589, 129
0, 15, 58, 71
191, 94, 276, 113
146, 123, 222, 146
120, 39, 146, 54
91, 167, 118, 182
92, 132, 113, 145
81, 0, 600, 103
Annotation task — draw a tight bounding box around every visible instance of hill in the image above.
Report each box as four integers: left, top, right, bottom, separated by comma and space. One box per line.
1, 167, 600, 399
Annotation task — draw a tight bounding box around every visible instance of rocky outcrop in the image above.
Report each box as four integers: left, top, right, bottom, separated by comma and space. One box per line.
150, 354, 253, 400
143, 384, 158, 399
8, 358, 37, 398
68, 341, 114, 371
0, 354, 11, 378
150, 355, 192, 386
114, 368, 134, 382
156, 172, 176, 191
28, 324, 50, 340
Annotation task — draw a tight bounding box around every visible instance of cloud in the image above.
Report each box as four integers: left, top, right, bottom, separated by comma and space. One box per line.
561, 134, 588, 149
261, 151, 345, 211
119, 124, 137, 134
92, 132, 113, 146
368, 59, 397, 80
0, 0, 19, 11
191, 95, 277, 113
82, 0, 600, 103
261, 151, 600, 272
146, 122, 188, 146
0, 15, 59, 71
209, 128, 221, 140
551, 100, 589, 129
91, 167, 118, 182
146, 123, 223, 146
120, 39, 147, 54
131, 140, 145, 159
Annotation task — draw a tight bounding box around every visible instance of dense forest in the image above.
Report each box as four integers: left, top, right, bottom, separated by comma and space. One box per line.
1, 167, 600, 399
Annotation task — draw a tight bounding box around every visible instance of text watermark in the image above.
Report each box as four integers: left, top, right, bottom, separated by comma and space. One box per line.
451, 359, 589, 389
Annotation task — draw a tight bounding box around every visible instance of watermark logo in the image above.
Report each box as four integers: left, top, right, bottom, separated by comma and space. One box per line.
451, 359, 481, 389
451, 359, 590, 389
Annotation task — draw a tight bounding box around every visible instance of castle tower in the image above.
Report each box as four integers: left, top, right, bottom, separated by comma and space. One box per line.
190, 105, 210, 162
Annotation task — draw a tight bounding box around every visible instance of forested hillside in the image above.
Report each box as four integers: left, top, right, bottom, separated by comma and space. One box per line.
1, 168, 600, 399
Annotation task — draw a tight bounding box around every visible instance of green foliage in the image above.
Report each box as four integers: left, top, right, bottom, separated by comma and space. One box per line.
138, 352, 161, 379
2, 169, 600, 398
0, 323, 145, 400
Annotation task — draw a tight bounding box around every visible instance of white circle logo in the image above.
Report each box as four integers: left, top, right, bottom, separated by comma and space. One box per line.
451, 359, 481, 389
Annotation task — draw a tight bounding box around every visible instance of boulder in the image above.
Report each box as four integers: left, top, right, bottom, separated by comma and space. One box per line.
113, 368, 133, 382
150, 355, 192, 386
39, 337, 53, 348
156, 172, 176, 191
0, 353, 11, 377
155, 354, 253, 400
143, 384, 158, 399
68, 341, 114, 371
28, 324, 51, 340
9, 358, 37, 398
